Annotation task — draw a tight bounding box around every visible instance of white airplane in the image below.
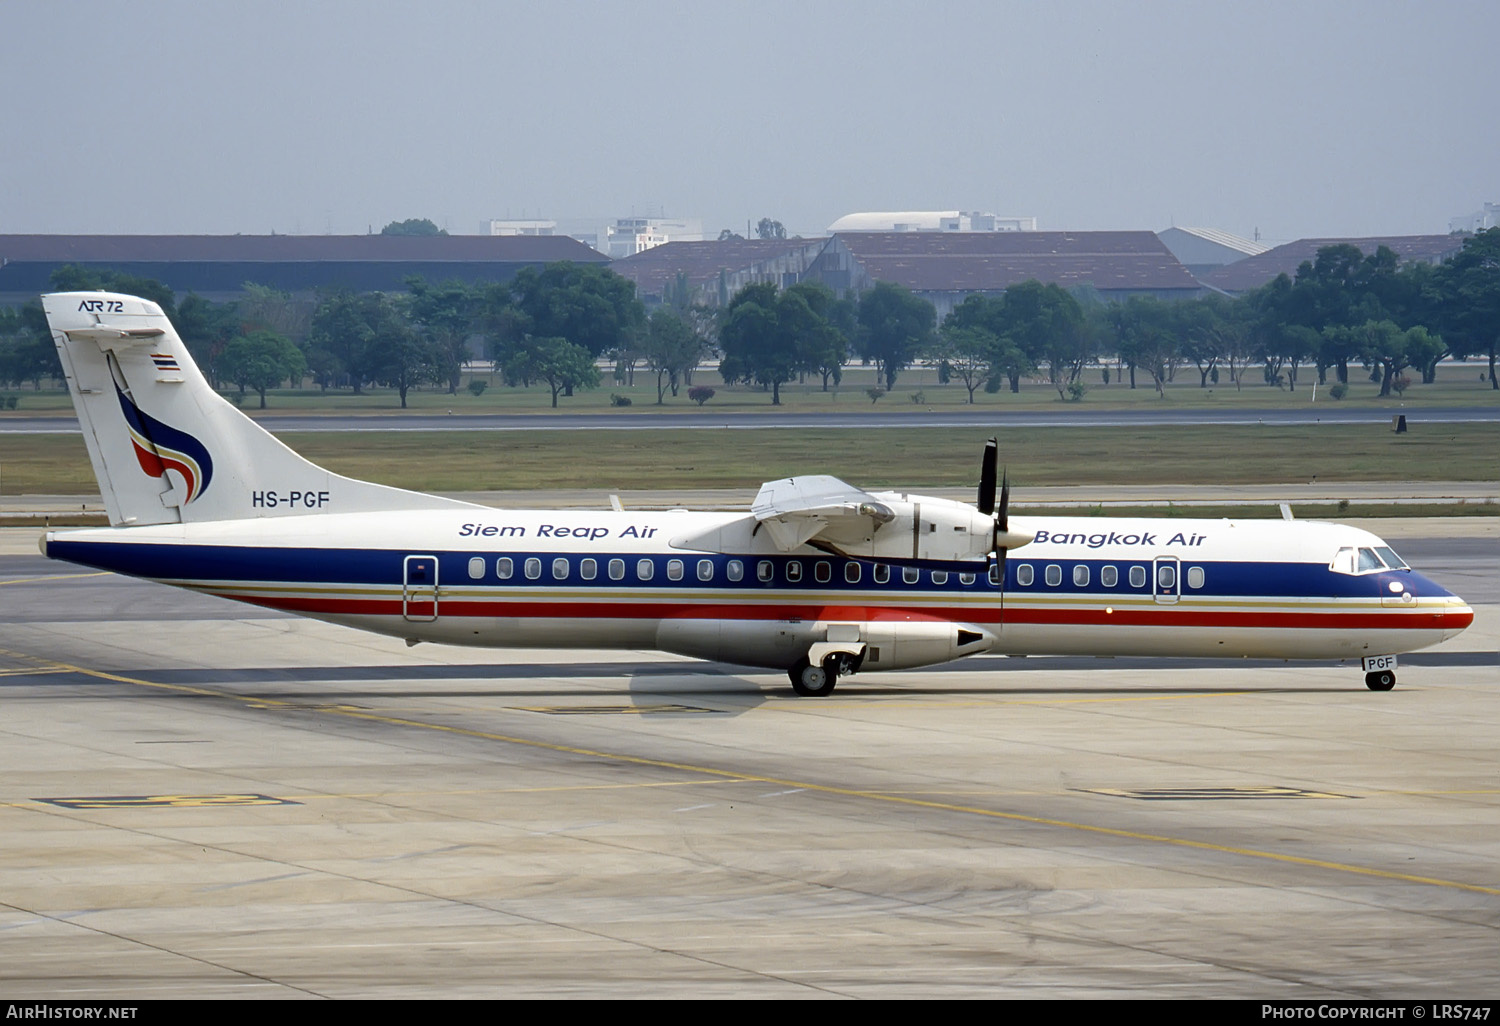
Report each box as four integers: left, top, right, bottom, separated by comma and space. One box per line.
37, 291, 1472, 695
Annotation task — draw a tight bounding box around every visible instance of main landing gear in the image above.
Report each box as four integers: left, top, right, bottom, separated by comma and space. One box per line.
789, 653, 858, 697
1364, 669, 1396, 691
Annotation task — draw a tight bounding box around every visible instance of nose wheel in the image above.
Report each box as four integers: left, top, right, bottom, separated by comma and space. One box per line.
789, 656, 840, 697
1364, 670, 1396, 691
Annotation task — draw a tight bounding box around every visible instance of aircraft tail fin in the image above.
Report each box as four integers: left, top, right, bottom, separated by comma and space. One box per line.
42, 292, 481, 526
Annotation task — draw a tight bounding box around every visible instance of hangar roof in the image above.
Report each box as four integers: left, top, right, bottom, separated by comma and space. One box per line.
831, 231, 1200, 292
0, 233, 607, 264
1199, 235, 1463, 293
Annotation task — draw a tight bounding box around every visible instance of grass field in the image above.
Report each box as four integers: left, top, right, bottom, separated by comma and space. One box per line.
3, 361, 1497, 416
3, 422, 1497, 496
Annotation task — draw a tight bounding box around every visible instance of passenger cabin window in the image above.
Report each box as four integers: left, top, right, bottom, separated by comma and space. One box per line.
497, 557, 514, 580
757, 560, 773, 583
1045, 564, 1062, 587
932, 570, 949, 585
786, 561, 803, 583
1101, 565, 1118, 588
727, 560, 744, 582
667, 559, 683, 581
636, 558, 655, 581
1073, 565, 1089, 587
1129, 565, 1147, 588
874, 564, 890, 584
552, 557, 569, 580
608, 558, 625, 581
1016, 564, 1034, 586
580, 558, 597, 580
1157, 564, 1176, 589
845, 563, 861, 584
698, 560, 714, 582
903, 566, 920, 585
988, 564, 1002, 586
815, 561, 832, 583
959, 572, 975, 585
1187, 566, 1205, 589
468, 557, 485, 580
524, 557, 541, 580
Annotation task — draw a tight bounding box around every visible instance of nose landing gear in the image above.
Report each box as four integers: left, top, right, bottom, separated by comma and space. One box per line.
1364, 669, 1396, 691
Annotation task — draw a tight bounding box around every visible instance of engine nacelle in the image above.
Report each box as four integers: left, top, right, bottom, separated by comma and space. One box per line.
657, 616, 993, 672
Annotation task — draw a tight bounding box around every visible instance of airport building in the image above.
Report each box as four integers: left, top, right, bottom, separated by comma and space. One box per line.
0, 233, 609, 306
803, 230, 1201, 319
611, 238, 828, 307
604, 217, 707, 259
1156, 226, 1268, 279
1449, 202, 1499, 234
827, 210, 1038, 233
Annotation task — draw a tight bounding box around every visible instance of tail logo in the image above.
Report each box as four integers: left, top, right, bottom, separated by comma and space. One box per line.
115, 386, 214, 502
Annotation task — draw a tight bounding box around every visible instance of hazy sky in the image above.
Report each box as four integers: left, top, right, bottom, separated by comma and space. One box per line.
2, 0, 1494, 243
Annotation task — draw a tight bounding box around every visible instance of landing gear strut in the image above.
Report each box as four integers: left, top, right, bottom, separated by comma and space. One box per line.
1364, 669, 1396, 691
789, 654, 850, 697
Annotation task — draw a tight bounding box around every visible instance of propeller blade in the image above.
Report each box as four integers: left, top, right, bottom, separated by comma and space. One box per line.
998, 469, 1010, 534
993, 467, 1012, 587
977, 438, 997, 515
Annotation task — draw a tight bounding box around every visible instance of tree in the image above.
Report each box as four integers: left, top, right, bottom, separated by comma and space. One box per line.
507, 262, 646, 359
1433, 227, 1500, 390
718, 283, 796, 404
642, 308, 702, 403
1109, 296, 1179, 397
1001, 280, 1089, 399
856, 282, 935, 390
175, 294, 241, 389
782, 281, 849, 391
306, 290, 375, 392
218, 330, 307, 409
238, 283, 314, 345
0, 303, 61, 388
1333, 320, 1445, 397
365, 294, 436, 408
932, 324, 999, 403
501, 336, 600, 407
756, 217, 787, 240
406, 277, 476, 394
945, 294, 1032, 393
380, 218, 446, 236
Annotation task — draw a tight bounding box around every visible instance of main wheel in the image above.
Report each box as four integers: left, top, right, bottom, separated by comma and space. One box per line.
1365, 670, 1396, 691
789, 657, 837, 697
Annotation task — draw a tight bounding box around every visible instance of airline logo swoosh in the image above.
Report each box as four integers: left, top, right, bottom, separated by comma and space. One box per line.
115, 385, 214, 503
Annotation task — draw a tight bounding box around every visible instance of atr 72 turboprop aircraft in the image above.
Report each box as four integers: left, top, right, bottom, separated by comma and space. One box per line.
37, 291, 1472, 695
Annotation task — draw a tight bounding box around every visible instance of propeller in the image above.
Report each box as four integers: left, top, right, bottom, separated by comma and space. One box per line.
978, 437, 1014, 584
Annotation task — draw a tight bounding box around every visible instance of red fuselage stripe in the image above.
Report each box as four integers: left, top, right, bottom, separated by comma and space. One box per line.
219, 593, 1474, 631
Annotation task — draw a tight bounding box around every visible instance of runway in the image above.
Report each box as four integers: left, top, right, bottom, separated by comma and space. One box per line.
1, 524, 1496, 999
4, 402, 1498, 434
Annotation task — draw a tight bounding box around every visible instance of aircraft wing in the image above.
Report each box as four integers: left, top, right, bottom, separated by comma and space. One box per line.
750, 475, 897, 552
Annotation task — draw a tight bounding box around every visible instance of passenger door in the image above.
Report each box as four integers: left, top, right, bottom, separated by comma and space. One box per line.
403, 555, 439, 621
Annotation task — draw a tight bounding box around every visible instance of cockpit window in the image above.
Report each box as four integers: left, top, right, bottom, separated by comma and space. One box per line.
1332, 544, 1409, 576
